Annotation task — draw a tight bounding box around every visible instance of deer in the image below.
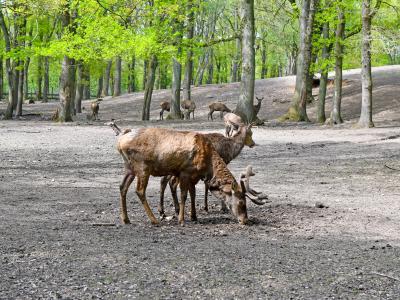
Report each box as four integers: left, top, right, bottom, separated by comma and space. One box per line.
158, 118, 256, 219
208, 102, 232, 121
181, 100, 196, 120
159, 101, 170, 120
91, 101, 100, 120
254, 96, 264, 116
108, 121, 267, 226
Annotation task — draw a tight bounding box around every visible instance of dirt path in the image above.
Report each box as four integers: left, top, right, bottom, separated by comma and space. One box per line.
1, 66, 400, 298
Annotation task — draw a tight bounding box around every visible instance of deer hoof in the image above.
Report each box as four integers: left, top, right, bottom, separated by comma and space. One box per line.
121, 215, 131, 224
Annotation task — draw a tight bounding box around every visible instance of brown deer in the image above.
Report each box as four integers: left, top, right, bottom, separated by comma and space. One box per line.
158, 119, 256, 218
208, 102, 232, 121
181, 100, 196, 120
108, 121, 266, 225
91, 101, 100, 120
254, 96, 264, 116
159, 101, 170, 120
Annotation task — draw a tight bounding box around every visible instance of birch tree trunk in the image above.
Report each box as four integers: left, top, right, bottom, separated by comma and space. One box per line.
331, 5, 345, 124
235, 0, 256, 123
358, 0, 374, 127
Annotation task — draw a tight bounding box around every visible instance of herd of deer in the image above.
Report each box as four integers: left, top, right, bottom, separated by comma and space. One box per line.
159, 97, 263, 121
107, 104, 268, 226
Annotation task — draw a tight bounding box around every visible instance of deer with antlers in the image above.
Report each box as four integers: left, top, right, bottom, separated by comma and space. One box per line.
158, 118, 260, 219
108, 121, 267, 225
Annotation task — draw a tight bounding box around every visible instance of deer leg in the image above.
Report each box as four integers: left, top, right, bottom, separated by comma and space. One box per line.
136, 174, 159, 225
220, 200, 229, 213
189, 184, 197, 222
219, 111, 223, 119
203, 182, 209, 212
119, 171, 135, 224
169, 176, 180, 216
178, 180, 189, 226
158, 175, 170, 219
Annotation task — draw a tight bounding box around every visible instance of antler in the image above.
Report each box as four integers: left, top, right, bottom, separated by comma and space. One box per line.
105, 119, 131, 136
240, 166, 269, 205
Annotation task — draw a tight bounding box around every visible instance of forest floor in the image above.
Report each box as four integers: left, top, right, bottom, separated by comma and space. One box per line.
1, 65, 400, 299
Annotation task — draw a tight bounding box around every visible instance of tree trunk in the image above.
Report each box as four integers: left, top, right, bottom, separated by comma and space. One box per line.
231, 9, 241, 82
183, 0, 194, 101
260, 39, 267, 79
284, 0, 318, 122
142, 55, 158, 121
0, 57, 3, 100
0, 10, 16, 119
16, 61, 24, 117
127, 56, 136, 93
206, 49, 214, 84
75, 62, 84, 114
358, 0, 374, 127
97, 76, 103, 98
36, 56, 43, 102
58, 56, 76, 122
142, 60, 148, 90
317, 22, 330, 123
235, 0, 256, 123
331, 6, 345, 124
83, 66, 90, 100
101, 60, 112, 97
43, 56, 49, 102
195, 53, 207, 86
170, 57, 182, 119
113, 56, 121, 97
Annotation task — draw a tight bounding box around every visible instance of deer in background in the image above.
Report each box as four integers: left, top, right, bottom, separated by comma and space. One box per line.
181, 100, 196, 120
108, 121, 267, 225
254, 96, 264, 117
159, 101, 170, 120
91, 100, 100, 120
158, 119, 257, 218
208, 102, 232, 121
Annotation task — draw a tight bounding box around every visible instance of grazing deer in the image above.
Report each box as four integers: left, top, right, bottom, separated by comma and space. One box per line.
108, 121, 266, 225
159, 101, 170, 120
158, 119, 256, 218
181, 100, 196, 120
208, 102, 232, 121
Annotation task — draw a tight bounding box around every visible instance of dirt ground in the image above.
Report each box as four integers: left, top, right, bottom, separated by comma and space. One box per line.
1, 66, 400, 299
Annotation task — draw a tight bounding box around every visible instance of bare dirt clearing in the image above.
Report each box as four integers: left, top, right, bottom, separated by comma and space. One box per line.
1, 66, 400, 299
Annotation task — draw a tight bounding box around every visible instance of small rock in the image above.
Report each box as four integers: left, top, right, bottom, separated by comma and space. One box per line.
315, 201, 328, 208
